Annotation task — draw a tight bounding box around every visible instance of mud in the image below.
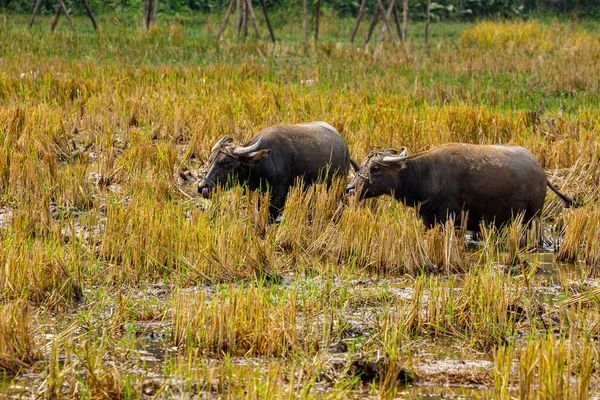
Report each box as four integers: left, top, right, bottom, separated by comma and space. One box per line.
415, 359, 493, 386
3, 203, 597, 398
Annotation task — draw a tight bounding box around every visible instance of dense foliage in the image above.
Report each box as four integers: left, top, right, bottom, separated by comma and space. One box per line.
2, 0, 600, 19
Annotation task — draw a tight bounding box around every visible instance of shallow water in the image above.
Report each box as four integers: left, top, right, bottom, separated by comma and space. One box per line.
4, 245, 594, 398
403, 385, 493, 399
123, 249, 588, 398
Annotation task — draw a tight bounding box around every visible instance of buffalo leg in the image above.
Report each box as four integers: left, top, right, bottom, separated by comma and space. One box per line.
421, 214, 436, 229
427, 211, 450, 229
269, 186, 289, 222
527, 215, 543, 248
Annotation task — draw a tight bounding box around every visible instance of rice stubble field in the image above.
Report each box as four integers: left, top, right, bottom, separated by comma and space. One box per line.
0, 15, 599, 398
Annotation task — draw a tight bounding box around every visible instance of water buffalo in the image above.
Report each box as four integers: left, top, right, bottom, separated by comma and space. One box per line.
346, 143, 579, 231
198, 121, 357, 221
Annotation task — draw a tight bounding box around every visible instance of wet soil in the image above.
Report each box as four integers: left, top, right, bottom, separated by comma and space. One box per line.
3, 203, 598, 398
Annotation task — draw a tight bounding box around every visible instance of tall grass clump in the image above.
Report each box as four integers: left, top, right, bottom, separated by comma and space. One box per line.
557, 207, 600, 268
478, 213, 538, 267
270, 182, 470, 276
172, 285, 298, 356
0, 301, 40, 374
500, 335, 595, 399
461, 21, 553, 52
335, 202, 470, 275
387, 270, 525, 351
493, 344, 513, 399
97, 188, 278, 284
113, 130, 179, 200
0, 232, 80, 306
276, 179, 346, 254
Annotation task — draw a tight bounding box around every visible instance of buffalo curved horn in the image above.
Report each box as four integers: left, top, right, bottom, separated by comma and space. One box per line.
211, 136, 233, 152
231, 137, 263, 156
382, 148, 408, 164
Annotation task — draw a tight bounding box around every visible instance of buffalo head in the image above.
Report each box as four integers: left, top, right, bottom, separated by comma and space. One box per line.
198, 136, 271, 198
346, 148, 408, 199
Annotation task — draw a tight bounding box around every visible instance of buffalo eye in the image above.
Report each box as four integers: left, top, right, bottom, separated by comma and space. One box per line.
221, 159, 233, 168
371, 165, 381, 173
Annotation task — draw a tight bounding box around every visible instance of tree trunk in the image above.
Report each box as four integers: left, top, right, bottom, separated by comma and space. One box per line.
217, 0, 236, 39
378, 0, 396, 42
259, 0, 276, 42
365, 7, 380, 44
350, 0, 368, 43
425, 0, 430, 53
303, 0, 308, 48
29, 0, 43, 29
242, 0, 248, 39
51, 3, 62, 32
392, 3, 402, 41
235, 0, 241, 38
57, 0, 75, 30
314, 0, 321, 41
143, 0, 148, 29
144, 0, 155, 30
152, 0, 158, 22
376, 0, 396, 42
402, 0, 408, 42
247, 0, 261, 39
81, 0, 98, 31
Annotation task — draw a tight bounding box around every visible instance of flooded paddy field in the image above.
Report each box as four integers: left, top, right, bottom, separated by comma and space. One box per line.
1, 16, 600, 399
3, 241, 599, 398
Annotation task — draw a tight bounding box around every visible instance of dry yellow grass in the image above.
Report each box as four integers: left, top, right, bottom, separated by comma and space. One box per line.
173, 285, 299, 356
0, 301, 39, 374
0, 17, 598, 398
558, 208, 600, 267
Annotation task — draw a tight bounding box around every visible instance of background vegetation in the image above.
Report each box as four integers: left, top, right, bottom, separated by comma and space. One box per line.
3, 0, 600, 19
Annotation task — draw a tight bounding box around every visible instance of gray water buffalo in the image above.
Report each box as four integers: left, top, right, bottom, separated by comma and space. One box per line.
346, 143, 579, 231
198, 121, 357, 221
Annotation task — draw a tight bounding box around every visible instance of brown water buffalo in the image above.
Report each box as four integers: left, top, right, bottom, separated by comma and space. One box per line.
198, 121, 358, 221
346, 143, 579, 231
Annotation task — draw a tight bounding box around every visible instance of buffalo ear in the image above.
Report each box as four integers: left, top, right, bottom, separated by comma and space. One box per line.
384, 148, 399, 155
242, 149, 271, 165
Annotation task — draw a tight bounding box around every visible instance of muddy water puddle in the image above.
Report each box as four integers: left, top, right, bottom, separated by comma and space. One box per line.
134, 333, 170, 369
402, 385, 493, 399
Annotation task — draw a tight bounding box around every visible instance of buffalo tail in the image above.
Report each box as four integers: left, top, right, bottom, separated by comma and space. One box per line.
547, 180, 582, 208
